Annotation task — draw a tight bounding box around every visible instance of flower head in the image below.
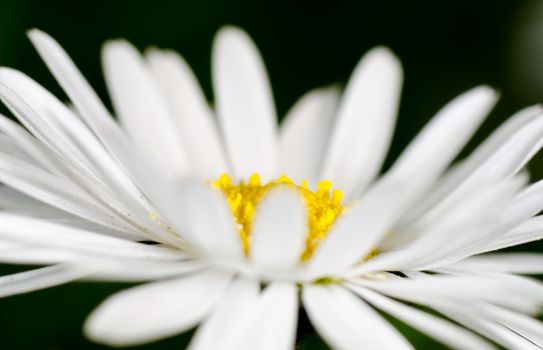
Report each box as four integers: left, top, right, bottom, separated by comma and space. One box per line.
0, 26, 542, 349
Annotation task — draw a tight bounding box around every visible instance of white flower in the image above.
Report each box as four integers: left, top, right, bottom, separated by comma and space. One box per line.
0, 25, 542, 350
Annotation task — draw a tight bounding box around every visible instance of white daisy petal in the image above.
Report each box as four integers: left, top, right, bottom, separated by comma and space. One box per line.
457, 182, 543, 257
0, 134, 38, 164
84, 269, 232, 346
0, 113, 61, 174
0, 160, 146, 246
0, 66, 168, 241
84, 260, 209, 283
0, 213, 184, 262
49, 218, 142, 241
396, 114, 543, 255
18, 59, 203, 244
187, 277, 260, 350
0, 152, 128, 231
407, 175, 543, 270
146, 48, 228, 178
0, 238, 86, 265
251, 188, 307, 271
444, 313, 541, 350
26, 29, 183, 235
362, 176, 524, 273
303, 284, 413, 350
306, 177, 413, 278
321, 47, 402, 198
447, 253, 543, 274
357, 273, 543, 315
0, 239, 139, 266
212, 26, 278, 181
347, 284, 494, 350
0, 264, 88, 298
240, 282, 298, 350
27, 29, 135, 155
478, 302, 543, 346
447, 114, 543, 197
0, 69, 99, 176
29, 28, 228, 247
0, 185, 74, 218
0, 67, 148, 209
172, 180, 243, 261
402, 105, 543, 224
481, 215, 543, 252
279, 86, 340, 184
387, 86, 497, 197
102, 40, 189, 178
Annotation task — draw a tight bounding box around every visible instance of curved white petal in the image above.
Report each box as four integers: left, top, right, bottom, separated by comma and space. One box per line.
481, 215, 543, 252
49, 218, 142, 241
0, 114, 61, 174
483, 304, 543, 346
399, 164, 543, 269
172, 180, 243, 261
28, 29, 229, 247
306, 177, 412, 278
102, 40, 189, 178
0, 68, 152, 221
355, 273, 543, 315
0, 185, 75, 218
386, 86, 497, 198
0, 134, 38, 164
348, 285, 494, 350
188, 277, 260, 350
0, 80, 146, 232
303, 285, 413, 350
84, 270, 232, 346
27, 29, 123, 139
212, 26, 278, 181
279, 86, 340, 183
357, 176, 524, 274
26, 30, 179, 235
401, 105, 543, 224
407, 113, 543, 238
0, 264, 88, 298
447, 253, 543, 274
0, 186, 141, 240
321, 47, 402, 198
418, 180, 543, 269
240, 282, 298, 350
146, 48, 228, 178
0, 152, 129, 231
0, 239, 84, 265
445, 314, 541, 350
0, 213, 184, 262
251, 188, 307, 271
84, 260, 208, 282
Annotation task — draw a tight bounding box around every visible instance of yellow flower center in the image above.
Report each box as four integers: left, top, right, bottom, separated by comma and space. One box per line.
212, 173, 345, 261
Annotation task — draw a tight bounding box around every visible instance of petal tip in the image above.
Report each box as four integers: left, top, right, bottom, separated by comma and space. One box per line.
471, 84, 499, 99
26, 28, 47, 41
213, 25, 255, 53
216, 25, 248, 38
366, 46, 401, 67
102, 39, 136, 54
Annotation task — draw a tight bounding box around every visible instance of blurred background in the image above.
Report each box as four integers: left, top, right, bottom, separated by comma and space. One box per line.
0, 0, 541, 348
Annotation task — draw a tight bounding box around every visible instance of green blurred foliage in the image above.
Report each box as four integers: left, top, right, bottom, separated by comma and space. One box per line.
0, 0, 540, 348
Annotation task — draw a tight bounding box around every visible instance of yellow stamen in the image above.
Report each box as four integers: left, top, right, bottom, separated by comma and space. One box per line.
213, 173, 345, 260
364, 247, 379, 261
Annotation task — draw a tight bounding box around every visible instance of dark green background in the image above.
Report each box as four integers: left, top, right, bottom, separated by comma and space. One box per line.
0, 0, 541, 349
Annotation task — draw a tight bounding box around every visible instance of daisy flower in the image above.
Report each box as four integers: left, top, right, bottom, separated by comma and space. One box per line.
0, 26, 542, 349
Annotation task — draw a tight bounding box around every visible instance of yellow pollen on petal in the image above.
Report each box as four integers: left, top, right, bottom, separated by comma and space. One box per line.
212, 173, 345, 260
